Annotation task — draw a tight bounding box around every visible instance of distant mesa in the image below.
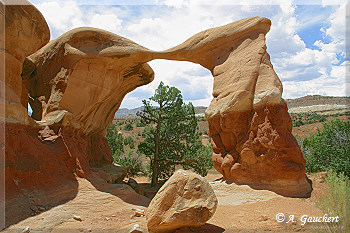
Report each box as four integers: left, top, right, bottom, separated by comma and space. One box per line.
116, 95, 350, 118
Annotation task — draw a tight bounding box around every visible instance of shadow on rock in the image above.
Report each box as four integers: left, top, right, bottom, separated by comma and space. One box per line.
174, 224, 225, 233
86, 171, 151, 207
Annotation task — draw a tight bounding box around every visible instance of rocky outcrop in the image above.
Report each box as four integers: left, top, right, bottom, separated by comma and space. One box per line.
3, 2, 149, 215
22, 27, 154, 135
4, 1, 310, 211
1, 2, 50, 125
156, 17, 310, 197
146, 170, 217, 233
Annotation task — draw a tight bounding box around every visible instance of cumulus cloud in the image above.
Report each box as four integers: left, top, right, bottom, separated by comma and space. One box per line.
268, 1, 348, 100
34, 1, 125, 38
89, 14, 122, 32
34, 1, 84, 38
283, 60, 349, 99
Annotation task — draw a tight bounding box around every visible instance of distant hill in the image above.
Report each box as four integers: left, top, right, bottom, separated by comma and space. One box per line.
115, 106, 207, 119
285, 95, 349, 108
286, 95, 349, 114
115, 95, 349, 118
115, 107, 144, 119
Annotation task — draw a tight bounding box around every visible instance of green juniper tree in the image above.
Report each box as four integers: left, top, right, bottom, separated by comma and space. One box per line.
106, 123, 124, 156
137, 82, 212, 186
106, 123, 142, 177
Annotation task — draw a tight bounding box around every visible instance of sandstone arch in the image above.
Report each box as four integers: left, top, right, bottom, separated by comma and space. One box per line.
3, 1, 311, 205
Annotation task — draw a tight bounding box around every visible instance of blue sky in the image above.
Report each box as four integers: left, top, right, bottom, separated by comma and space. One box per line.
31, 0, 349, 109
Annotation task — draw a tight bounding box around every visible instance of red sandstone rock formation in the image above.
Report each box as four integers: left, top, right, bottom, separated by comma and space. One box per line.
3, 2, 310, 215
158, 17, 311, 197
2, 2, 50, 125
2, 2, 150, 216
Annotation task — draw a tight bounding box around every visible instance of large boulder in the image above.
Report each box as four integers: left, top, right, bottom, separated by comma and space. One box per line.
146, 170, 218, 233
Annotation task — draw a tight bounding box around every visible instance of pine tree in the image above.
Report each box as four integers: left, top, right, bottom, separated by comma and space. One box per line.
137, 82, 212, 186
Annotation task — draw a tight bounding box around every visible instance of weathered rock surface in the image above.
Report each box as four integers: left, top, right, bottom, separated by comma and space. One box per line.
1, 1, 50, 124
21, 17, 311, 197
146, 170, 218, 233
4, 4, 310, 226
157, 17, 311, 197
2, 3, 147, 227
22, 27, 154, 135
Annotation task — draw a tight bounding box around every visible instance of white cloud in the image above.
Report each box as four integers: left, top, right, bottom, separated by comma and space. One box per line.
124, 4, 237, 50
89, 14, 122, 33
120, 95, 145, 109
322, 0, 348, 6
317, 3, 347, 58
121, 60, 213, 108
283, 60, 349, 99
266, 1, 305, 56
267, 1, 348, 102
35, 1, 125, 39
35, 1, 84, 37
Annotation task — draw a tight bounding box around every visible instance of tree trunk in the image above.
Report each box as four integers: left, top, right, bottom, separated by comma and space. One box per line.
151, 116, 161, 186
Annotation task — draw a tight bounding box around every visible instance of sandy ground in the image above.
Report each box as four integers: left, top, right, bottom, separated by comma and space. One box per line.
3, 171, 329, 233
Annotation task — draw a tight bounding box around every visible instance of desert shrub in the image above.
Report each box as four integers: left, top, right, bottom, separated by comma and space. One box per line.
124, 135, 135, 149
197, 116, 206, 122
303, 119, 350, 177
136, 122, 146, 127
294, 120, 304, 127
316, 170, 350, 232
113, 151, 144, 177
123, 122, 133, 131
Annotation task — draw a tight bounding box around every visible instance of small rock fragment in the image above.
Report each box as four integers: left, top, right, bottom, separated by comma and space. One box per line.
87, 229, 92, 232
111, 214, 116, 217
105, 217, 111, 221
73, 215, 82, 221
258, 215, 268, 222
132, 208, 145, 217
22, 226, 30, 233
38, 207, 45, 211
129, 224, 143, 233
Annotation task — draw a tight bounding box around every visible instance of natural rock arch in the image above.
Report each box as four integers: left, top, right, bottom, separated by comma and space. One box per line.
3, 2, 311, 205
22, 17, 311, 197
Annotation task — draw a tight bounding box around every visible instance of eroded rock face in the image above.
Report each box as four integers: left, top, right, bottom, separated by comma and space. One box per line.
3, 2, 145, 208
4, 2, 310, 205
22, 27, 154, 135
1, 2, 50, 124
146, 170, 218, 233
157, 17, 311, 197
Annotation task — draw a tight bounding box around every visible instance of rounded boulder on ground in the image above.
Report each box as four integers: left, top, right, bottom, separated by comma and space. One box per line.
146, 169, 218, 233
